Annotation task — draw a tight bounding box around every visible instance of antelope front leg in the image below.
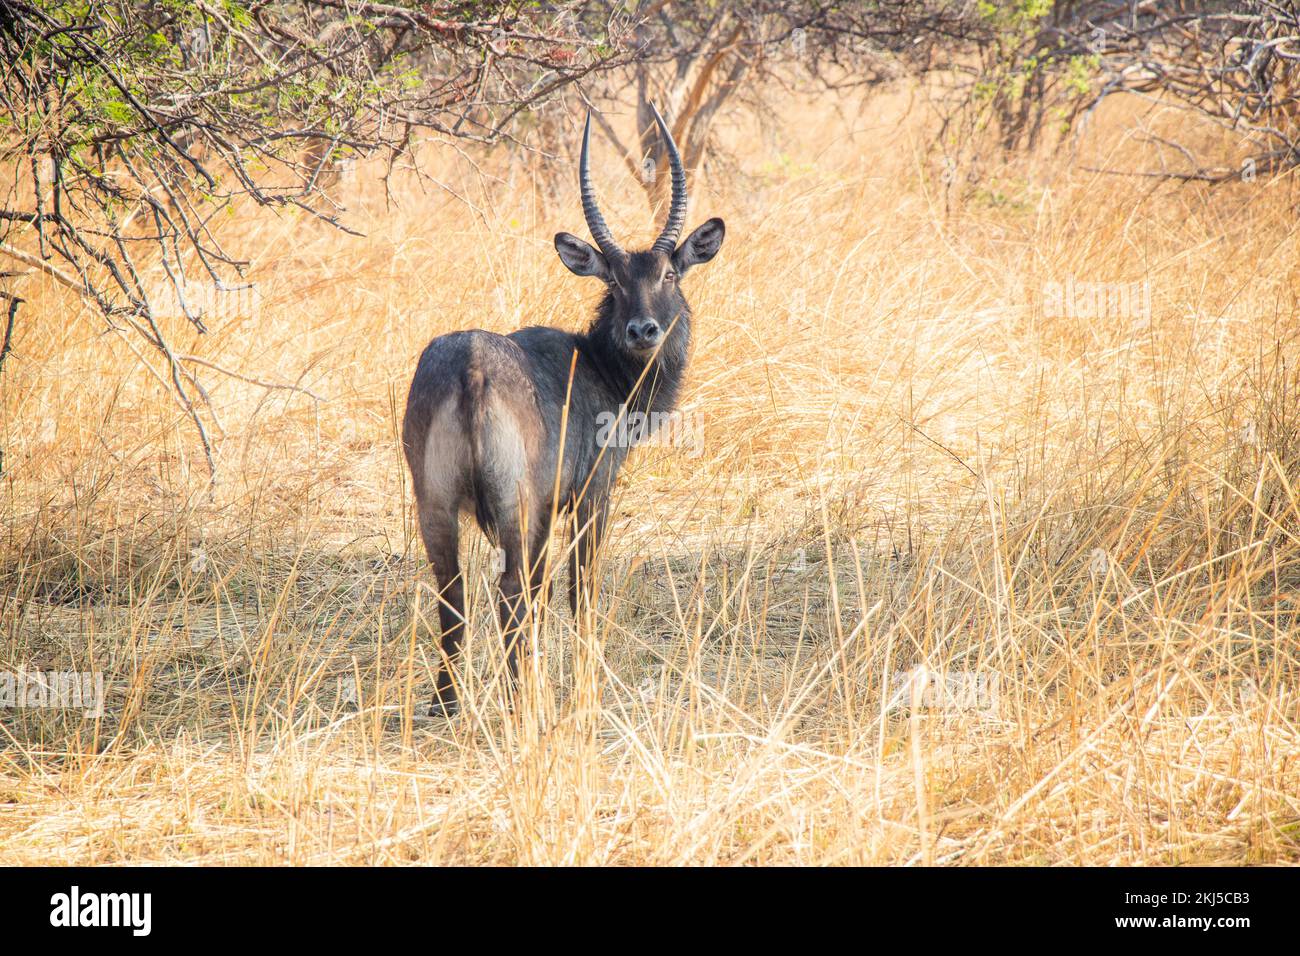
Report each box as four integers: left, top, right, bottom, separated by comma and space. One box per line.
568, 499, 608, 619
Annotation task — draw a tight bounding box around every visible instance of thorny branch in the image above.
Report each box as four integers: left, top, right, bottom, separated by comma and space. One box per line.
566, 1, 978, 211
937, 1, 1300, 183
0, 0, 635, 479
3, 1, 1293, 482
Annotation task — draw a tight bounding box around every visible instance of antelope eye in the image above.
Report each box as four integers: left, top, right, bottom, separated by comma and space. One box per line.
664, 270, 677, 283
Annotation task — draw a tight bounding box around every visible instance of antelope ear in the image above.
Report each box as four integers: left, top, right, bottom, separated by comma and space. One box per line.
555, 232, 608, 278
672, 218, 725, 274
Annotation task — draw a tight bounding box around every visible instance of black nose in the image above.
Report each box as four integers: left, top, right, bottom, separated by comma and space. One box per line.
627, 319, 662, 348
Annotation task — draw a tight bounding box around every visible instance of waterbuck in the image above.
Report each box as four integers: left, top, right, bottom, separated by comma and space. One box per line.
402, 105, 725, 717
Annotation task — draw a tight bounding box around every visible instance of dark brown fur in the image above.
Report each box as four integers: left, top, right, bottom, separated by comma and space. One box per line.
402, 114, 725, 717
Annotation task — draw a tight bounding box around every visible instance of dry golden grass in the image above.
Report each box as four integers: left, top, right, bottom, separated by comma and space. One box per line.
2, 86, 1300, 865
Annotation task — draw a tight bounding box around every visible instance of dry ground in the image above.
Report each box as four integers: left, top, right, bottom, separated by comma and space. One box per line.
2, 87, 1299, 864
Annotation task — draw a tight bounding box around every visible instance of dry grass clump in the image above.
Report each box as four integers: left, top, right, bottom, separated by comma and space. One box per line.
1, 87, 1298, 864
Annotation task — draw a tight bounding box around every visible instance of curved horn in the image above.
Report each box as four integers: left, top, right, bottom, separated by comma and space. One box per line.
649, 102, 688, 255
579, 110, 625, 264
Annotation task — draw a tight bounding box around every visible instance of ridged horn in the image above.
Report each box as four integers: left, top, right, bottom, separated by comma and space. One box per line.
649, 102, 687, 255
579, 110, 626, 265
